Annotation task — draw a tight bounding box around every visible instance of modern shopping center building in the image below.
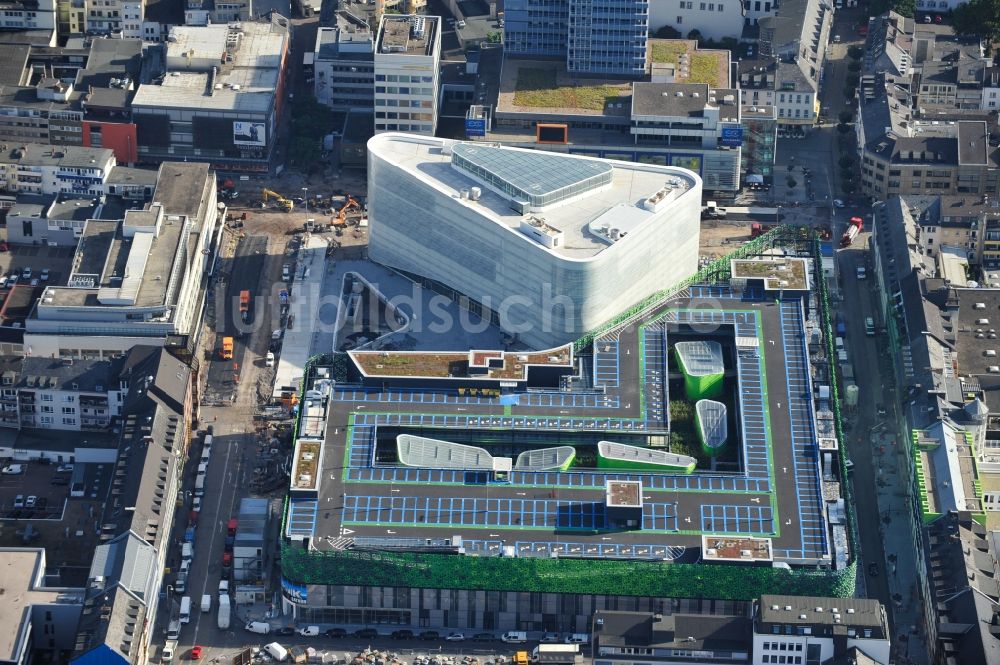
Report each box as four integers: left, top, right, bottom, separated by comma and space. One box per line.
366, 133, 702, 349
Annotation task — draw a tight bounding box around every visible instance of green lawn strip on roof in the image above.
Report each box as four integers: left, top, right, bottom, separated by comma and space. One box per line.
512, 67, 623, 111
281, 548, 856, 600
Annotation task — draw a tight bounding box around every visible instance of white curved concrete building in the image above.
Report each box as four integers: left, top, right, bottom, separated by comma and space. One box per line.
367, 133, 702, 348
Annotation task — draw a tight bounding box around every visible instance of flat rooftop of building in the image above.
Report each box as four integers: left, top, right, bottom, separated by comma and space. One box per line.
594, 610, 751, 652
132, 19, 286, 114
287, 284, 829, 571
0, 549, 80, 663
497, 59, 633, 116
368, 133, 699, 259
151, 162, 211, 219
0, 144, 112, 169
350, 346, 572, 380
647, 39, 731, 89
376, 15, 437, 56
7, 194, 52, 218
44, 205, 182, 307
316, 19, 374, 60
632, 82, 739, 122
49, 197, 98, 222
731, 257, 809, 290
758, 594, 887, 631
107, 165, 159, 188
953, 287, 1000, 377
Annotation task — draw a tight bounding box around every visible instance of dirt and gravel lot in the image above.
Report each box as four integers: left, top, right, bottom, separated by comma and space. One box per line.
698, 220, 759, 260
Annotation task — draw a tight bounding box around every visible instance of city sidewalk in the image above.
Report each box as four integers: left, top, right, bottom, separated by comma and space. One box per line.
869, 425, 929, 665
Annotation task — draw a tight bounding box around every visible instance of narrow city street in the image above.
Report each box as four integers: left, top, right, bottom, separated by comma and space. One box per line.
837, 242, 929, 665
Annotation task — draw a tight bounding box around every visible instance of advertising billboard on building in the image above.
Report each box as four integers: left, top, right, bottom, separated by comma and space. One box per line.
233, 121, 266, 147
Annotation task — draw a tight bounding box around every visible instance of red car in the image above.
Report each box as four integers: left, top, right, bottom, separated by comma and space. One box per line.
190, 645, 203, 660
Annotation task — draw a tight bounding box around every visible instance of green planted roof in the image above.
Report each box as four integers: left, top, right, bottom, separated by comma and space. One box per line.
281, 548, 856, 601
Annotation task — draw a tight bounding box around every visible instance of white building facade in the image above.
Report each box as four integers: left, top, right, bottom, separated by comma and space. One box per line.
367, 133, 702, 349
374, 15, 441, 135
649, 1, 745, 42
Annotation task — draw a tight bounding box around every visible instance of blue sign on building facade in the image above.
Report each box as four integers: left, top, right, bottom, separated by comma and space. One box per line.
465, 118, 487, 137
720, 126, 744, 147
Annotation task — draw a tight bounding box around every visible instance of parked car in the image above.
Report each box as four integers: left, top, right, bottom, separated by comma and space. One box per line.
297, 626, 320, 637
419, 630, 440, 641
391, 630, 414, 640
20, 267, 30, 279
2, 464, 24, 474
13, 495, 24, 508
540, 633, 560, 643
40, 268, 49, 281
190, 645, 203, 660
24, 496, 36, 508
445, 632, 466, 642
355, 628, 379, 639
265, 352, 275, 367
274, 627, 295, 636
56, 464, 73, 473
833, 199, 845, 208
473, 633, 495, 642
325, 628, 347, 638
50, 476, 69, 486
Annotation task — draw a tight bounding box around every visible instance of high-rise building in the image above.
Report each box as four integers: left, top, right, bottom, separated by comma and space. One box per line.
374, 15, 441, 135
506, 0, 648, 76
567, 0, 648, 76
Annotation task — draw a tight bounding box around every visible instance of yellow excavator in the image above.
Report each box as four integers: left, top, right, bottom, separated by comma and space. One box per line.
261, 188, 294, 212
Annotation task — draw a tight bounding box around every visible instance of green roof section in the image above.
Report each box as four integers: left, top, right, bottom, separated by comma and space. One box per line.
280, 548, 857, 601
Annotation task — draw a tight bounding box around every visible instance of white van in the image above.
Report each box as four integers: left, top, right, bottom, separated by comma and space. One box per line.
501, 631, 527, 643
201, 594, 212, 613
245, 621, 271, 635
197, 461, 208, 477
263, 643, 288, 662
181, 542, 193, 562
179, 596, 191, 624
194, 474, 205, 497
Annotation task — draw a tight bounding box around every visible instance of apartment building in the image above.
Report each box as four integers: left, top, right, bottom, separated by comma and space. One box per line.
313, 14, 374, 111
70, 346, 192, 665
373, 15, 440, 135
0, 356, 122, 431
0, 0, 57, 31
857, 78, 1000, 199
0, 144, 115, 198
869, 202, 1000, 662
0, 39, 141, 164
754, 0, 832, 133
